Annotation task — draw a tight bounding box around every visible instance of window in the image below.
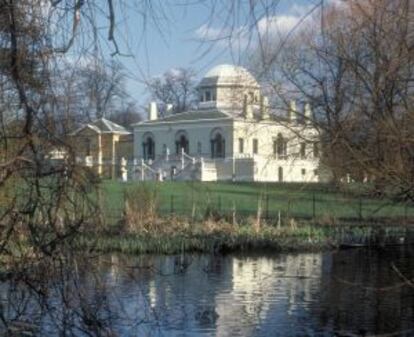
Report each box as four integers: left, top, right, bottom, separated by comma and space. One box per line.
212, 91, 217, 101
313, 142, 320, 158
84, 138, 91, 156
238, 138, 244, 153
205, 90, 211, 102
278, 167, 283, 182
249, 92, 255, 103
300, 142, 306, 159
276, 134, 287, 159
143, 135, 155, 160
314, 169, 318, 176
211, 132, 225, 158
253, 139, 258, 154
301, 168, 306, 175
175, 131, 189, 155
197, 142, 202, 155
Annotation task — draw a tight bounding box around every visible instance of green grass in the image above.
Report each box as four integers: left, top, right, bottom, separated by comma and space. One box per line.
99, 180, 414, 225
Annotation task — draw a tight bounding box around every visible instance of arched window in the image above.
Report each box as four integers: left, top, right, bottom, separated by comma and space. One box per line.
276, 133, 287, 159
197, 141, 202, 155
205, 90, 211, 102
300, 142, 306, 159
175, 130, 189, 154
142, 133, 155, 160
210, 128, 225, 158
249, 91, 255, 103
84, 138, 91, 156
313, 142, 320, 158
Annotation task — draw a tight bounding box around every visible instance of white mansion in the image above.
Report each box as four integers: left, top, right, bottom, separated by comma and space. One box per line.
132, 64, 324, 182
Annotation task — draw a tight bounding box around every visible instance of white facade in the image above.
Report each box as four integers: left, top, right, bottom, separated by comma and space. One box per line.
132, 64, 325, 182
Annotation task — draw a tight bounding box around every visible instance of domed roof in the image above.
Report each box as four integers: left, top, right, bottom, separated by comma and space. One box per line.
198, 64, 259, 88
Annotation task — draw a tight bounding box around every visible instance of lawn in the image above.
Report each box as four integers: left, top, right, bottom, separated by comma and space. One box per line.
99, 180, 414, 224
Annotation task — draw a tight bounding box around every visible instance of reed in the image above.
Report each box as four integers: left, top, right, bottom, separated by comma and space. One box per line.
76, 216, 412, 255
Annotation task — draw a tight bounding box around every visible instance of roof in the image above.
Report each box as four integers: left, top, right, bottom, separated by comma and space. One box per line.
134, 109, 233, 126
198, 64, 259, 88
71, 117, 131, 135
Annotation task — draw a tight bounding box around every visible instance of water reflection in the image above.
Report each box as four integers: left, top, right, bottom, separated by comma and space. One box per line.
100, 247, 414, 337
2, 248, 414, 336
213, 254, 324, 337
318, 247, 414, 336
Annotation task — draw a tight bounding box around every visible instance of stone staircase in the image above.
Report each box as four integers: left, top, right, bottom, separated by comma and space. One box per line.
132, 151, 215, 181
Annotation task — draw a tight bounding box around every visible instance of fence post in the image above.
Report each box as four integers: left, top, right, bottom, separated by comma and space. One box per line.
191, 186, 194, 208
287, 199, 291, 220
404, 202, 408, 225
170, 194, 174, 214
277, 210, 281, 229
265, 194, 269, 220
312, 192, 316, 219
232, 201, 237, 225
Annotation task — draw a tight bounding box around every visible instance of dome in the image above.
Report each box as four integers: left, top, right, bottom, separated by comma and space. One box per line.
198, 64, 259, 88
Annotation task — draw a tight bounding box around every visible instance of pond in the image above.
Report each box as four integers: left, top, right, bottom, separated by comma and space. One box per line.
96, 247, 414, 337
3, 246, 414, 336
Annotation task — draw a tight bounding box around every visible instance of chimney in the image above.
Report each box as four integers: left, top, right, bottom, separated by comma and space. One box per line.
243, 95, 253, 119
288, 100, 297, 122
148, 102, 158, 121
260, 96, 270, 120
304, 103, 312, 124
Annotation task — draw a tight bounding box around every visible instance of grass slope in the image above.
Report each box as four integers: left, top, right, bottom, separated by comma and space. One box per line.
100, 180, 414, 224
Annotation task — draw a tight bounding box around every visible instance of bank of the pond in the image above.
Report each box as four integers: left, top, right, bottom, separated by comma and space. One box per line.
77, 222, 414, 255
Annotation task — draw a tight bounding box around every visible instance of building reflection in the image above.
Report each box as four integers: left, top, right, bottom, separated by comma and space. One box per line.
96, 248, 414, 336
214, 254, 324, 337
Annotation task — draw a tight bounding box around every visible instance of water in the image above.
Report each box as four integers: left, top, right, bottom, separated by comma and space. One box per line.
98, 247, 414, 337
3, 247, 414, 336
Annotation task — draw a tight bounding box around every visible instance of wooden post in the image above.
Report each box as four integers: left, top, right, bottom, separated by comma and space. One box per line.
170, 195, 174, 214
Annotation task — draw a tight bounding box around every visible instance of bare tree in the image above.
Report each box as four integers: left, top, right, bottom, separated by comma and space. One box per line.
252, 0, 414, 200
108, 101, 142, 129
78, 60, 128, 120
147, 67, 197, 114
0, 1, 281, 334
0, 0, 354, 335
46, 59, 136, 137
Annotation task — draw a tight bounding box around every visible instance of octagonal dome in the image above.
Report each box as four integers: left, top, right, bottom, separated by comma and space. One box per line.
198, 64, 259, 89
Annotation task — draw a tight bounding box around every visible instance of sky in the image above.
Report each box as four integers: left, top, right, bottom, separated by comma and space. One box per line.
99, 0, 323, 107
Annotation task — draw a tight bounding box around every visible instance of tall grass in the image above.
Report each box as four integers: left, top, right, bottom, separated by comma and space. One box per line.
123, 183, 159, 233
80, 181, 414, 255
77, 215, 413, 255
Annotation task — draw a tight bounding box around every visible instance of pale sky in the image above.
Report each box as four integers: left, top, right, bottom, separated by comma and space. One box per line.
96, 0, 323, 106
